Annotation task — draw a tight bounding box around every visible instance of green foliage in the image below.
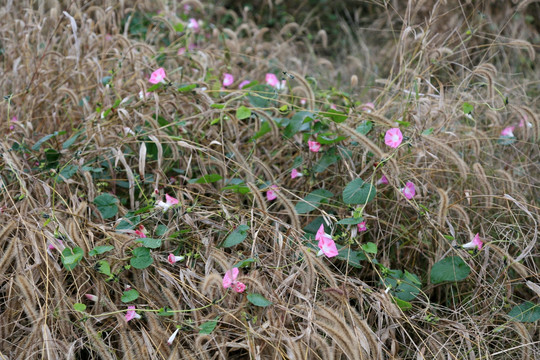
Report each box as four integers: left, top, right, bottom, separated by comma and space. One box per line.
89, 245, 115, 256
121, 289, 140, 303
73, 303, 87, 312
188, 174, 223, 184
342, 178, 376, 205
93, 193, 119, 219
430, 256, 471, 284
199, 318, 219, 334
135, 238, 162, 249
221, 225, 250, 248
382, 270, 422, 301
236, 106, 251, 120
295, 189, 333, 214
61, 247, 84, 270
508, 302, 540, 322
247, 84, 277, 108
130, 247, 153, 269
32, 131, 66, 151
247, 293, 272, 307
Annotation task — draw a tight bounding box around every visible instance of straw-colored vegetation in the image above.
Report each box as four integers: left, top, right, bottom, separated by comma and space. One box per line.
0, 0, 538, 359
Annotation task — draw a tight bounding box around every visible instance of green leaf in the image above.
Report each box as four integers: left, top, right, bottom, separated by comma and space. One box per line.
295, 189, 333, 214
174, 22, 185, 32
313, 153, 339, 173
342, 178, 376, 205
177, 83, 196, 92
121, 289, 140, 303
251, 120, 271, 141
356, 121, 373, 135
421, 128, 434, 136
89, 245, 115, 256
199, 318, 219, 334
247, 293, 272, 307
247, 84, 278, 108
362, 242, 377, 254
155, 224, 168, 237
430, 256, 470, 284
321, 109, 347, 123
462, 102, 473, 114
221, 225, 249, 248
73, 303, 87, 312
136, 238, 162, 249
97, 260, 111, 276
130, 247, 153, 269
93, 193, 119, 219
157, 307, 175, 316
508, 302, 540, 323
393, 297, 412, 311
62, 130, 83, 149
211, 103, 225, 109
55, 164, 78, 183
147, 83, 162, 92
188, 174, 223, 184
382, 269, 422, 301
221, 184, 250, 194
336, 217, 364, 225
497, 136, 517, 145
316, 134, 347, 145
284, 111, 313, 138
236, 106, 252, 120
61, 247, 84, 270
234, 258, 256, 268
116, 213, 140, 231
336, 245, 367, 268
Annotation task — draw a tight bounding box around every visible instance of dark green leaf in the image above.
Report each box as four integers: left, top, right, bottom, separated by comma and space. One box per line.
295, 189, 333, 214
336, 245, 367, 268
430, 256, 470, 284
313, 153, 339, 173
393, 297, 412, 311
136, 238, 162, 249
130, 247, 153, 269
93, 193, 119, 219
251, 120, 271, 141
382, 269, 422, 301
155, 224, 168, 236
508, 302, 540, 323
362, 242, 377, 254
62, 131, 83, 149
234, 258, 256, 268
236, 106, 251, 120
356, 121, 373, 135
89, 245, 115, 256
188, 174, 223, 184
321, 109, 348, 123
55, 164, 78, 183
247, 84, 277, 108
121, 289, 140, 303
61, 247, 84, 270
284, 111, 314, 138
342, 178, 376, 205
199, 318, 219, 334
97, 260, 111, 276
337, 217, 364, 225
221, 225, 249, 248
247, 293, 272, 307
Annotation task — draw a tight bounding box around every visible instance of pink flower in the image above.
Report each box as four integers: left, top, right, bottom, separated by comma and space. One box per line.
385, 128, 403, 148
85, 294, 98, 302
501, 126, 515, 137
361, 102, 375, 112
316, 224, 338, 258
187, 18, 199, 32
330, 104, 337, 110
167, 328, 180, 345
10, 116, 17, 130
308, 140, 321, 153
183, 4, 191, 13
48, 239, 64, 252
168, 254, 184, 264
265, 73, 279, 87
233, 282, 246, 293
401, 181, 416, 200
519, 116, 532, 128
148, 68, 166, 84
156, 194, 179, 211
223, 268, 246, 293
291, 168, 302, 179
239, 80, 251, 89
134, 229, 146, 238
138, 90, 152, 99
222, 73, 234, 87
463, 233, 483, 250
357, 222, 367, 232
377, 175, 389, 185
266, 185, 278, 201
125, 306, 141, 322
300, 98, 307, 106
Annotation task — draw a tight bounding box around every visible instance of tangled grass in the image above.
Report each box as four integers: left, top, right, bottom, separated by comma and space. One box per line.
0, 0, 539, 359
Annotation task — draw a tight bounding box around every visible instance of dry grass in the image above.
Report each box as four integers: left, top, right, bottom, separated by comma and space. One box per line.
0, 0, 539, 359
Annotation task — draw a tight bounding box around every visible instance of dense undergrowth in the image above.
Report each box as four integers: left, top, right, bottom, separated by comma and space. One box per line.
0, 0, 539, 359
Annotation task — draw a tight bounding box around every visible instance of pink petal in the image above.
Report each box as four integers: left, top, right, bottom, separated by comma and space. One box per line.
402, 181, 416, 200
134, 229, 146, 238
165, 194, 179, 206
85, 294, 98, 302
501, 126, 515, 137
377, 175, 389, 185
239, 80, 251, 89
473, 233, 483, 250
318, 236, 338, 258
125, 306, 141, 322
308, 140, 321, 152
384, 128, 403, 148
291, 168, 302, 179
357, 222, 367, 232
149, 68, 166, 84
222, 73, 234, 87
266, 185, 278, 201
265, 73, 279, 87
223, 268, 239, 289
188, 18, 199, 31
300, 98, 307, 105
233, 282, 246, 293
361, 102, 375, 112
